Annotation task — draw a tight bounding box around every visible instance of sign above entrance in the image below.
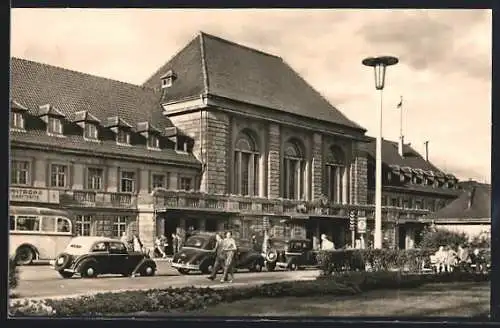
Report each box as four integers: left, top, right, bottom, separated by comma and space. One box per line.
357, 217, 367, 234
9, 187, 60, 204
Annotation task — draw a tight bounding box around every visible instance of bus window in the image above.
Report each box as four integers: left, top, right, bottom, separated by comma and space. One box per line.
16, 216, 40, 231
56, 218, 71, 233
41, 217, 56, 232
10, 216, 15, 231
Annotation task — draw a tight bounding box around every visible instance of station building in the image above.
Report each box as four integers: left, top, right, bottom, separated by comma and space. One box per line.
9, 31, 462, 253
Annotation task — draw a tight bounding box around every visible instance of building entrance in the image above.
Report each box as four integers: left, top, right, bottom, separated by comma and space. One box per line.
164, 217, 180, 255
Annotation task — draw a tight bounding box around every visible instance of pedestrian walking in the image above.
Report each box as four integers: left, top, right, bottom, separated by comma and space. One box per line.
221, 231, 237, 283
444, 245, 457, 272
154, 235, 167, 258
133, 233, 143, 253
120, 231, 128, 245
171, 232, 180, 255
320, 234, 335, 250
207, 233, 225, 281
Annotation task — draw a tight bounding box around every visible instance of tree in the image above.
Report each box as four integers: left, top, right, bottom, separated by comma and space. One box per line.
417, 227, 468, 250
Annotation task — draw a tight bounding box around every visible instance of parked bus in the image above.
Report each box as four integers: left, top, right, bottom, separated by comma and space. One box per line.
9, 206, 73, 265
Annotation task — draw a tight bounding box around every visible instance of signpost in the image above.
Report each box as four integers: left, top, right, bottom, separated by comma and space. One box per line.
349, 210, 357, 248
357, 217, 367, 249
9, 187, 60, 204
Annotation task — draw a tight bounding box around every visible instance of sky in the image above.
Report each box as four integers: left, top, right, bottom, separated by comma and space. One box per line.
10, 9, 492, 183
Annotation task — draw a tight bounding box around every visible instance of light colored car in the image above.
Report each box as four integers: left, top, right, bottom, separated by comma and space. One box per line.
50, 236, 157, 279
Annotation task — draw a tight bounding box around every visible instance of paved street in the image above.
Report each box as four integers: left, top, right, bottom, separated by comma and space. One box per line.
15, 262, 320, 299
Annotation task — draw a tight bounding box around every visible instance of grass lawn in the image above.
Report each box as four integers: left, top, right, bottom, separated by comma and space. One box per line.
181, 282, 490, 317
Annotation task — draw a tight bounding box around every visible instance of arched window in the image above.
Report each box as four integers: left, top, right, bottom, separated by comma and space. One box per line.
325, 146, 348, 204
283, 139, 306, 200
233, 130, 260, 196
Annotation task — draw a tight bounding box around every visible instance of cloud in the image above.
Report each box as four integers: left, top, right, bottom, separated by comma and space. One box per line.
358, 9, 491, 81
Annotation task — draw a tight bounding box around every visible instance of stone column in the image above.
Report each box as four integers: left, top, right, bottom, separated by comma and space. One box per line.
137, 204, 156, 250
33, 158, 47, 188
267, 123, 281, 198
311, 133, 323, 200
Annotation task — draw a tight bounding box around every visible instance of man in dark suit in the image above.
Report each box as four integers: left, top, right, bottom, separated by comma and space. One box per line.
207, 233, 225, 281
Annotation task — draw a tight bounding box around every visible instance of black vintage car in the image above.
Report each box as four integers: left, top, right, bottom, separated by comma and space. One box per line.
50, 236, 157, 278
270, 238, 319, 271
171, 232, 265, 275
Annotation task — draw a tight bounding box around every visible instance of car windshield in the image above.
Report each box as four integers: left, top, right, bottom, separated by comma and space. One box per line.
183, 236, 209, 249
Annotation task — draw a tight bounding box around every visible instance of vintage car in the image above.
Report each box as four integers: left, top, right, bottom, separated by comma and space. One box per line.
171, 232, 265, 275
50, 236, 157, 279
271, 238, 319, 271
262, 237, 288, 271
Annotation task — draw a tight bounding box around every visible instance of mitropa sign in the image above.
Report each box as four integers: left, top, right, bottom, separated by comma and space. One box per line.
9, 187, 60, 204
357, 217, 367, 234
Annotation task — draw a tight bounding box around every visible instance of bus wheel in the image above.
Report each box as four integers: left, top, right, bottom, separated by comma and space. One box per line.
16, 246, 35, 265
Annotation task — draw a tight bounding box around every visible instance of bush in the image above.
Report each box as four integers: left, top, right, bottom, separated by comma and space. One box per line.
9, 271, 489, 317
317, 248, 435, 275
9, 257, 19, 290
418, 228, 468, 249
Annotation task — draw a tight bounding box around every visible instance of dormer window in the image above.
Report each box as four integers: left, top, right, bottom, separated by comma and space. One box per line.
117, 129, 131, 145
148, 134, 160, 149
176, 140, 188, 152
10, 112, 25, 130
161, 70, 177, 89
10, 100, 28, 131
48, 117, 63, 135
84, 123, 98, 140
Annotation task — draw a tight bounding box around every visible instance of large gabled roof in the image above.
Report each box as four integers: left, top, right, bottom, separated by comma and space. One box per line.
10, 57, 200, 166
364, 137, 443, 173
143, 32, 365, 132
427, 182, 491, 220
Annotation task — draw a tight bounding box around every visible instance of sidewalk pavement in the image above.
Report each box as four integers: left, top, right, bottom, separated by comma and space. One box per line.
9, 272, 317, 304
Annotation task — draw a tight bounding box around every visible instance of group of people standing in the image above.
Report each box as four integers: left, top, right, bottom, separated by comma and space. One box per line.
207, 231, 238, 283
120, 232, 145, 253
432, 244, 482, 273
153, 233, 183, 258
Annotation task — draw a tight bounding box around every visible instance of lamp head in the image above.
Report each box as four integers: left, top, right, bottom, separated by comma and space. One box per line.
362, 56, 399, 90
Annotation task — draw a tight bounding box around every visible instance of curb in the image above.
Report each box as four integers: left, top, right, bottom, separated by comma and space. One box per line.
10, 276, 317, 304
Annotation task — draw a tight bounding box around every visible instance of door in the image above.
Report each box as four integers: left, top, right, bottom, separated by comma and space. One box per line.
398, 226, 406, 250
164, 216, 180, 255
108, 241, 129, 274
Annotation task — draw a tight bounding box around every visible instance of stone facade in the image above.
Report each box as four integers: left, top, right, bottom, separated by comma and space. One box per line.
267, 123, 281, 199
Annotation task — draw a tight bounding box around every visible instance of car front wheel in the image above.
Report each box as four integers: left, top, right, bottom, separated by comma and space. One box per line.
80, 262, 98, 278
58, 270, 74, 279
177, 268, 190, 275
141, 263, 156, 277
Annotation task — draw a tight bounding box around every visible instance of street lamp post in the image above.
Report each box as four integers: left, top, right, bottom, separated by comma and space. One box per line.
362, 56, 399, 249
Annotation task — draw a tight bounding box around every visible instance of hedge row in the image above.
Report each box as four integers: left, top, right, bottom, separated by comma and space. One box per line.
9, 271, 489, 317
316, 248, 491, 275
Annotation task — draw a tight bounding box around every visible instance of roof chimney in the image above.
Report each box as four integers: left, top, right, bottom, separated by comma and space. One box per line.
398, 135, 404, 157
424, 140, 429, 162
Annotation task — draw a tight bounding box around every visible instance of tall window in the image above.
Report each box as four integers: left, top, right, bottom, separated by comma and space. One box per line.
11, 160, 30, 185
50, 164, 68, 188
180, 177, 192, 191
120, 171, 135, 193
10, 112, 24, 129
152, 173, 166, 189
75, 215, 92, 236
283, 139, 306, 200
84, 123, 98, 140
87, 168, 103, 190
233, 131, 260, 196
116, 129, 131, 145
148, 134, 160, 149
47, 117, 63, 135
325, 146, 347, 204
113, 216, 128, 237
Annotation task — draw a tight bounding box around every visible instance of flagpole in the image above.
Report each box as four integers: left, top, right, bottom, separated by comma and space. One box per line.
399, 96, 403, 140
